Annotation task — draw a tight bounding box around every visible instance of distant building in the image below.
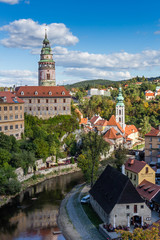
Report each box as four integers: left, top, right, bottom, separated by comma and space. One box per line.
125, 158, 155, 187
89, 165, 151, 227
116, 87, 125, 130
0, 91, 24, 139
103, 127, 123, 147
15, 86, 71, 119
145, 127, 160, 164
87, 88, 110, 97
145, 92, 155, 101
38, 29, 56, 86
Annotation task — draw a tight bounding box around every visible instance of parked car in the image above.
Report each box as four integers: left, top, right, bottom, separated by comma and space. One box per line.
81, 194, 90, 204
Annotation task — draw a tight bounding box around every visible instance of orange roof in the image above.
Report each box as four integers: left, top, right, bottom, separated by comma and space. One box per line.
125, 158, 147, 173
145, 92, 155, 96
0, 91, 24, 104
108, 115, 124, 133
145, 127, 160, 137
94, 119, 108, 127
75, 108, 83, 117
136, 179, 160, 201
103, 127, 123, 139
90, 115, 100, 124
15, 86, 71, 98
80, 118, 88, 125
125, 125, 138, 136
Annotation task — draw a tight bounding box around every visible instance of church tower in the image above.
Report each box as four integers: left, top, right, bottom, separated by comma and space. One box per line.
116, 87, 125, 130
38, 29, 56, 86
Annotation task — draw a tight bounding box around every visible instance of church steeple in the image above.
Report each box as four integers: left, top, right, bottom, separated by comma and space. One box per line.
38, 29, 56, 86
116, 87, 125, 131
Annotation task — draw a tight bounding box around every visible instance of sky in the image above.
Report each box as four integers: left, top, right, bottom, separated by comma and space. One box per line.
1, 0, 160, 86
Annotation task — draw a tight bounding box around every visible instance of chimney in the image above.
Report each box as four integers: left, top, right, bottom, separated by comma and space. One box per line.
121, 164, 125, 175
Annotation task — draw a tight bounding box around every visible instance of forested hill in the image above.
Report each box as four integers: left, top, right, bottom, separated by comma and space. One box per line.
65, 76, 160, 90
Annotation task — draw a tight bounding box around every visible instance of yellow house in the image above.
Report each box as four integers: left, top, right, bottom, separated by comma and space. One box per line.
125, 158, 155, 187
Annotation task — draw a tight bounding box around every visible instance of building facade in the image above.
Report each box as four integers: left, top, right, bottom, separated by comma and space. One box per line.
145, 127, 160, 164
15, 86, 71, 119
0, 91, 24, 139
38, 30, 56, 86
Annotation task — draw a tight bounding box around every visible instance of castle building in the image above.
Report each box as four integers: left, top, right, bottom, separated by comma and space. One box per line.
0, 91, 24, 139
116, 87, 125, 131
38, 30, 56, 86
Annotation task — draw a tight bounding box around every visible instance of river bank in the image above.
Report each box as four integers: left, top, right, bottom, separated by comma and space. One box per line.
0, 164, 81, 208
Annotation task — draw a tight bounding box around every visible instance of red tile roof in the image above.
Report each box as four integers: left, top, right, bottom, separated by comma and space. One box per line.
125, 158, 147, 173
145, 92, 155, 96
136, 179, 160, 201
145, 127, 160, 137
108, 115, 124, 133
15, 86, 71, 98
125, 125, 138, 136
80, 118, 88, 125
0, 91, 24, 104
94, 119, 108, 127
90, 115, 100, 125
103, 127, 123, 139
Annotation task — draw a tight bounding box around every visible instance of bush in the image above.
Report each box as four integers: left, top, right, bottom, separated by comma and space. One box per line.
4, 179, 21, 195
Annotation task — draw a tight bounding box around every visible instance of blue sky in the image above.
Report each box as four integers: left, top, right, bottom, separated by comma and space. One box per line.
1, 0, 160, 86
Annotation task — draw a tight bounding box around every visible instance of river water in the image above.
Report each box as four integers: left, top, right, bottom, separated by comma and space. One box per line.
0, 171, 83, 240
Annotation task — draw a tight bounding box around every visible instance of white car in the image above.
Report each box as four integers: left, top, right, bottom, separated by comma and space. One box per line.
81, 194, 90, 204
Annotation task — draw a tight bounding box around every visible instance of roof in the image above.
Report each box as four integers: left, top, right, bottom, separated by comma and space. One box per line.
90, 115, 100, 125
145, 127, 160, 137
125, 158, 147, 173
89, 165, 144, 214
103, 138, 114, 145
125, 125, 138, 136
94, 119, 108, 127
136, 180, 160, 201
75, 108, 83, 117
145, 92, 155, 96
152, 191, 160, 205
103, 127, 123, 139
108, 115, 124, 133
15, 86, 71, 98
0, 91, 24, 104
79, 118, 88, 125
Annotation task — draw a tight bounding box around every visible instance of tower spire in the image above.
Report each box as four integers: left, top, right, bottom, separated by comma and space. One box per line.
116, 86, 125, 131
45, 27, 47, 39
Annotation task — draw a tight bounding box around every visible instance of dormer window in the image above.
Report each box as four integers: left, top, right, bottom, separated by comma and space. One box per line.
35, 91, 38, 95
62, 91, 65, 95
21, 91, 24, 95
3, 96, 7, 102
49, 91, 52, 95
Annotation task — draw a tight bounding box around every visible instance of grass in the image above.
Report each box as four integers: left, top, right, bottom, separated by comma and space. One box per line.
82, 203, 103, 228
132, 143, 145, 150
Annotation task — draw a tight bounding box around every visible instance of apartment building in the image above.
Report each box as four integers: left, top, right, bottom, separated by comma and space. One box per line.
0, 91, 24, 139
15, 86, 71, 119
145, 127, 160, 164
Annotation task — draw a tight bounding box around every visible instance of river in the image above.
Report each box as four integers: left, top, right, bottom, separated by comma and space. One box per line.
0, 171, 83, 240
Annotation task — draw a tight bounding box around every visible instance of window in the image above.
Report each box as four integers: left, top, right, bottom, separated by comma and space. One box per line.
130, 173, 132, 180
119, 110, 121, 114
38, 99, 40, 103
49, 91, 52, 95
29, 99, 32, 103
150, 137, 152, 142
149, 144, 152, 149
54, 99, 57, 103
0, 116, 1, 120
20, 106, 22, 110
20, 124, 22, 128
10, 125, 13, 130
4, 126, 8, 130
35, 91, 38, 95
4, 116, 8, 120
158, 144, 160, 150
134, 205, 137, 213
46, 99, 48, 103
4, 106, 7, 111
150, 150, 152, 156
38, 107, 40, 111
126, 205, 130, 209
9, 106, 12, 111
21, 91, 24, 95
0, 107, 1, 111
15, 125, 18, 129
63, 107, 66, 111
15, 106, 18, 110
146, 167, 148, 173
15, 115, 18, 119
134, 175, 136, 180
141, 205, 144, 209
55, 107, 57, 111
0, 126, 1, 131
29, 107, 32, 111
20, 115, 22, 118
46, 107, 48, 111
16, 134, 19, 137
47, 73, 50, 80
119, 117, 121, 122
63, 99, 66, 103
62, 91, 65, 95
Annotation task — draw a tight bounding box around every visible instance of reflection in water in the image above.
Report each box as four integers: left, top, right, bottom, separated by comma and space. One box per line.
0, 171, 83, 240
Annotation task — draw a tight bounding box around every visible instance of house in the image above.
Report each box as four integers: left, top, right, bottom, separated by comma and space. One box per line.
89, 115, 102, 126
15, 86, 71, 119
105, 115, 125, 136
94, 119, 108, 132
145, 92, 155, 101
145, 127, 160, 164
125, 158, 155, 187
88, 88, 111, 97
136, 179, 160, 206
125, 125, 139, 145
103, 127, 123, 147
89, 165, 151, 227
0, 91, 24, 139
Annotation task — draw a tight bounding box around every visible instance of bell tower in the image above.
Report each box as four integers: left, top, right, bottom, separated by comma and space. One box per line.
116, 87, 125, 131
38, 29, 56, 86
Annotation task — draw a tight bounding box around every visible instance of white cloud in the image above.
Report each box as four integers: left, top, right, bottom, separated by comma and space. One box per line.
0, 70, 37, 86
0, 0, 19, 4
0, 19, 78, 49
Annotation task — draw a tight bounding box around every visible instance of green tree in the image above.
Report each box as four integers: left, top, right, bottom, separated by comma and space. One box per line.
0, 148, 11, 166
139, 116, 151, 137
78, 132, 109, 186
114, 147, 128, 171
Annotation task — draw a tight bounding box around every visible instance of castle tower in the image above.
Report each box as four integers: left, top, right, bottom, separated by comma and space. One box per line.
116, 87, 125, 130
38, 29, 56, 86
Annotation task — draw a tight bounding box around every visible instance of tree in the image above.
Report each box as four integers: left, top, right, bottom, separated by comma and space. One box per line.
114, 147, 128, 171
78, 131, 109, 187
0, 148, 11, 166
139, 116, 151, 137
